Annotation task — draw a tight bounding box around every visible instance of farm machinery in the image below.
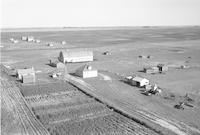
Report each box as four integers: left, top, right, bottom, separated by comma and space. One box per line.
143, 84, 162, 96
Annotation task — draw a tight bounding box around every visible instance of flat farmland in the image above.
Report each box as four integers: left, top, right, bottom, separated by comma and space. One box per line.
1, 26, 200, 135
21, 81, 160, 135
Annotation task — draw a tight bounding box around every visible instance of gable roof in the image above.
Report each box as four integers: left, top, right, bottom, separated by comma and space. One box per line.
132, 76, 148, 82
76, 64, 96, 72
17, 68, 35, 75
61, 49, 93, 58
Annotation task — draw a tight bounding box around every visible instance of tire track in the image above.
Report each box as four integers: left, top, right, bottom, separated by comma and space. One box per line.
1, 75, 50, 135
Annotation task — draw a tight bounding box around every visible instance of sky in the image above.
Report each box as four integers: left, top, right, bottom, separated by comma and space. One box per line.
1, 0, 200, 28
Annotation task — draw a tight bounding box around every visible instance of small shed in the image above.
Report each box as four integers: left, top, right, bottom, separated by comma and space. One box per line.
144, 67, 159, 74
61, 41, 66, 45
75, 64, 97, 78
22, 74, 35, 83
103, 51, 111, 55
16, 67, 35, 80
130, 76, 149, 87
50, 60, 65, 69
47, 43, 54, 46
27, 36, 35, 42
35, 39, 41, 43
13, 40, 19, 44
157, 64, 168, 72
21, 36, 27, 41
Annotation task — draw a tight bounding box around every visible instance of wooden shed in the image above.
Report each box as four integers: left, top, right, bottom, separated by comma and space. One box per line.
157, 64, 168, 72
130, 76, 149, 87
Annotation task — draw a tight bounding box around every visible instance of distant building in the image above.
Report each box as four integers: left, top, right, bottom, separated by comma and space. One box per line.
61, 41, 66, 45
10, 38, 14, 41
130, 76, 149, 87
103, 51, 111, 55
157, 64, 168, 72
75, 64, 97, 78
59, 50, 93, 63
47, 43, 54, 46
13, 40, 19, 44
21, 36, 27, 41
27, 36, 35, 42
16, 67, 35, 83
49, 60, 65, 69
35, 39, 41, 43
144, 67, 159, 74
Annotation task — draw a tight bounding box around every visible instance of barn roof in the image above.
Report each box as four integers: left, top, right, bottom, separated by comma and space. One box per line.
17, 68, 35, 75
61, 49, 93, 58
76, 64, 96, 72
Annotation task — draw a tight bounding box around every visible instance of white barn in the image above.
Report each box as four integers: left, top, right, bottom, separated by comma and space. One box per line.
59, 50, 93, 63
75, 64, 97, 78
130, 76, 149, 87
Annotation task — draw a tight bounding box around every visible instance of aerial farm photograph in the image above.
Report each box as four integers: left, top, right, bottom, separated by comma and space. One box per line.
1, 0, 200, 135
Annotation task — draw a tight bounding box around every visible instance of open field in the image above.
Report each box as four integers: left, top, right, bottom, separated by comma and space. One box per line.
1, 26, 200, 134
19, 78, 160, 135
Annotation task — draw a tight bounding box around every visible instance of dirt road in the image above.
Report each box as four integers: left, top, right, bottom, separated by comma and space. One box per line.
65, 74, 200, 135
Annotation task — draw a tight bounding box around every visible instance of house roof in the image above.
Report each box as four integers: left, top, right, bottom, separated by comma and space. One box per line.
76, 64, 96, 72
132, 76, 148, 82
17, 68, 35, 75
144, 66, 158, 70
61, 49, 93, 58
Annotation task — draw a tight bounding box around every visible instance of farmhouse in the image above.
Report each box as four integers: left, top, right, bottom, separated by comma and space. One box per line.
59, 50, 93, 63
144, 66, 159, 74
75, 64, 98, 78
130, 76, 149, 87
16, 67, 35, 80
157, 64, 168, 72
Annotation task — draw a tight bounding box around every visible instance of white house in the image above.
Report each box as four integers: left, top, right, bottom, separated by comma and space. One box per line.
130, 76, 149, 87
75, 64, 97, 78
59, 50, 93, 63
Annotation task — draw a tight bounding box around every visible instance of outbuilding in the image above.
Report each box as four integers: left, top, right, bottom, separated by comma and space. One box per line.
49, 60, 65, 69
130, 76, 149, 87
75, 64, 98, 78
21, 36, 27, 41
157, 64, 168, 72
16, 67, 36, 83
61, 41, 66, 45
59, 49, 93, 63
22, 74, 35, 83
27, 36, 35, 42
47, 43, 54, 46
144, 67, 159, 74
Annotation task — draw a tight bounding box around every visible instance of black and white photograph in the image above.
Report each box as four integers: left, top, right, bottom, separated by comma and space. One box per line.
1, 0, 200, 135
